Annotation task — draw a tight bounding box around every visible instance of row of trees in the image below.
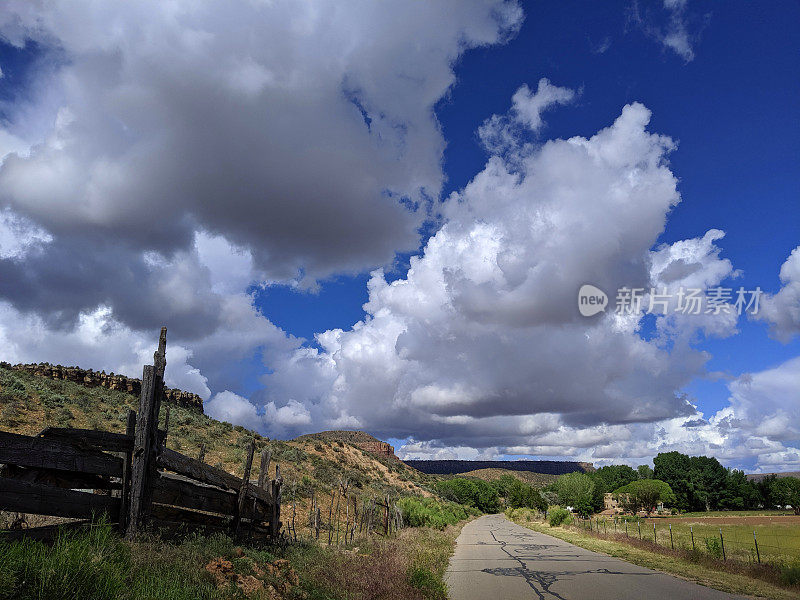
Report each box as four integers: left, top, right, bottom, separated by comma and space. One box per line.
432, 452, 800, 519
544, 452, 800, 517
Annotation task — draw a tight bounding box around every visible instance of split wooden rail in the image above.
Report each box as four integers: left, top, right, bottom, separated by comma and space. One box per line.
0, 327, 282, 541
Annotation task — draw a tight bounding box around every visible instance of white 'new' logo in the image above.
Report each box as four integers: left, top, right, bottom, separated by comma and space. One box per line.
578, 284, 607, 317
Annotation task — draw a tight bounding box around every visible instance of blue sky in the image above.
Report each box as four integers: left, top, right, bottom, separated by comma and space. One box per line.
255, 1, 799, 422
0, 1, 798, 471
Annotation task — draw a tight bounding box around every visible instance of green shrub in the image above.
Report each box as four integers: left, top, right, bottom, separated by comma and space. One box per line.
547, 507, 572, 527
397, 497, 474, 529
779, 563, 800, 586
704, 537, 723, 559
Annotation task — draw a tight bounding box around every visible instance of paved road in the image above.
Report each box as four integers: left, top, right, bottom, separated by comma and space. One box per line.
445, 514, 748, 600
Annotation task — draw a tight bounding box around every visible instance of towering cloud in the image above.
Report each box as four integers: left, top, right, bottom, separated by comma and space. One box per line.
261, 93, 739, 453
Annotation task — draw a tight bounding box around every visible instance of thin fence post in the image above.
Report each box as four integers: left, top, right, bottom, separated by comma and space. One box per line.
719, 528, 726, 561
653, 522, 657, 543
753, 531, 760, 564
384, 494, 389, 536
691, 525, 695, 551
625, 521, 628, 536
118, 409, 136, 532
670, 524, 674, 550
272, 464, 282, 539
161, 405, 170, 450
638, 520, 641, 540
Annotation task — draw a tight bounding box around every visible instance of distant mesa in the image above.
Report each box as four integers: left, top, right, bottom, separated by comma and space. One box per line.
402, 459, 593, 476
2, 361, 204, 413
294, 430, 398, 460
746, 471, 800, 482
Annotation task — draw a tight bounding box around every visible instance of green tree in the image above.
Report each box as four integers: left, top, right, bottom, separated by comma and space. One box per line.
688, 455, 728, 511
614, 479, 676, 515
719, 469, 761, 510
553, 472, 595, 517
594, 465, 639, 492
637, 464, 654, 479
653, 451, 692, 511
771, 477, 800, 515
506, 479, 547, 511
435, 478, 500, 513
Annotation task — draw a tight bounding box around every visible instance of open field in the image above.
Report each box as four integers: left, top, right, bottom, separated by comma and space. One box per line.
677, 511, 797, 519
506, 509, 800, 600
604, 514, 800, 564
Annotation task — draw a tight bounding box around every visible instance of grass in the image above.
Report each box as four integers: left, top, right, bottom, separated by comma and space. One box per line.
506, 509, 800, 600
0, 518, 465, 600
677, 510, 796, 518
582, 513, 800, 564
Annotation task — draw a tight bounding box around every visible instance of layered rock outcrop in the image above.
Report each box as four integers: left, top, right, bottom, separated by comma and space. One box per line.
2, 362, 204, 412
355, 440, 397, 460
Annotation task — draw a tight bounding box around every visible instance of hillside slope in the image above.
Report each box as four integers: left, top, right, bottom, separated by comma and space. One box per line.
458, 468, 558, 488
0, 364, 433, 534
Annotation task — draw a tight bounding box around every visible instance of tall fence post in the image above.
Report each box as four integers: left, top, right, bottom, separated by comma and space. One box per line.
126, 327, 166, 539
638, 520, 641, 540
669, 524, 674, 550
690, 525, 695, 551
719, 528, 726, 561
653, 522, 657, 543
126, 365, 161, 537
232, 440, 256, 536
253, 448, 271, 519
753, 531, 760, 564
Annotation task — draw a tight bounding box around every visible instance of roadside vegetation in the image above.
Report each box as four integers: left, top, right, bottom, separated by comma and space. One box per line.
0, 516, 467, 600
434, 474, 548, 514
506, 508, 800, 600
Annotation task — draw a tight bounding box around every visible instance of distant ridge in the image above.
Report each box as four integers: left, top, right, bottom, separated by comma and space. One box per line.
746, 471, 800, 482
403, 459, 593, 476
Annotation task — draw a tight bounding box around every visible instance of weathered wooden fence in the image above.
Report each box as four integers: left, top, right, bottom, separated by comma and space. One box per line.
0, 327, 282, 541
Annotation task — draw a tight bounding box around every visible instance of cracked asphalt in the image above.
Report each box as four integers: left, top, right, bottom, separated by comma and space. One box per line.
445, 514, 749, 599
